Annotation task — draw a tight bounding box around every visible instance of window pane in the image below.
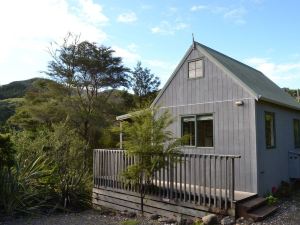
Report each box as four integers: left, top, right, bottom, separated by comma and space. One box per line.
265, 112, 275, 148
182, 117, 195, 146
196, 59, 203, 69
188, 61, 196, 70
195, 68, 203, 77
188, 69, 195, 78
196, 115, 213, 147
294, 119, 300, 148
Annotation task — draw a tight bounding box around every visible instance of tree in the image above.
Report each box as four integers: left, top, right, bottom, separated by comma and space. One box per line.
46, 34, 130, 147
121, 108, 183, 214
131, 61, 160, 107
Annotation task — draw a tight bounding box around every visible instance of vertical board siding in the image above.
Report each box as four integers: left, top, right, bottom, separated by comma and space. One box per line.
256, 101, 300, 195
155, 48, 257, 193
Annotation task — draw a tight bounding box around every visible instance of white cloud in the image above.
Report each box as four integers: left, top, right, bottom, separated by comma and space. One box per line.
190, 4, 247, 25
151, 21, 189, 35
245, 57, 300, 84
113, 46, 140, 64
190, 5, 207, 12
0, 0, 108, 84
117, 12, 137, 23
224, 7, 246, 24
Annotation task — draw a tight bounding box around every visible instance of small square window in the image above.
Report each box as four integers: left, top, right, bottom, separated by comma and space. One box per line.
188, 59, 203, 78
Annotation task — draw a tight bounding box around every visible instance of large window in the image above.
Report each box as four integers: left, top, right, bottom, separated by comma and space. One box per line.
294, 119, 300, 148
188, 59, 203, 78
182, 114, 213, 147
265, 112, 276, 148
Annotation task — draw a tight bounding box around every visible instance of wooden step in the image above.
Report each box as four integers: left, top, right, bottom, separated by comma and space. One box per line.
240, 197, 267, 211
247, 205, 278, 221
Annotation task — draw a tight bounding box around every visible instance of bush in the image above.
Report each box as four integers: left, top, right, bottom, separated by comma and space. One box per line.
0, 123, 92, 215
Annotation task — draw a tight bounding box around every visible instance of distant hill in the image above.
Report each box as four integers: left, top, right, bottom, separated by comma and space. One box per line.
0, 78, 44, 100
0, 78, 47, 127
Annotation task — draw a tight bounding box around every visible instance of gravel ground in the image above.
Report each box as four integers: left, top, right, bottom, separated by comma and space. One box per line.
0, 210, 159, 225
254, 195, 300, 225
2, 193, 300, 225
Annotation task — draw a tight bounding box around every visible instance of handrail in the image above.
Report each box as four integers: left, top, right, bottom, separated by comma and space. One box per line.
93, 149, 241, 211
94, 149, 241, 158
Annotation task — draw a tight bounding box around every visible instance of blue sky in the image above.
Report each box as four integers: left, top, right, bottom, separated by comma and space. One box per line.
1, 0, 300, 89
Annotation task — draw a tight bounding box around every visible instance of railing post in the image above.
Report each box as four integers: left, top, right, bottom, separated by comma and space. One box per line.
231, 157, 235, 208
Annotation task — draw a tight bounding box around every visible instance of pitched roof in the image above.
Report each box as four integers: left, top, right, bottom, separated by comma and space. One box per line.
152, 42, 300, 111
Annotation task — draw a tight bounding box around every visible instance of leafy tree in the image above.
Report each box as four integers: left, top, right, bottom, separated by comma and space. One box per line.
121, 108, 183, 214
131, 61, 160, 107
45, 33, 131, 150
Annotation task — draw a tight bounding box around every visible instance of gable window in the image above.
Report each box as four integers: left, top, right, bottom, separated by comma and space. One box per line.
265, 112, 276, 148
188, 59, 203, 78
181, 114, 213, 147
294, 119, 300, 148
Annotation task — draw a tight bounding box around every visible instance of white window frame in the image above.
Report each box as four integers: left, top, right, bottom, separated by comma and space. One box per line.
188, 58, 204, 79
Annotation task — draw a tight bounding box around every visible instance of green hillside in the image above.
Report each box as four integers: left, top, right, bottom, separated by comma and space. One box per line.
0, 78, 42, 100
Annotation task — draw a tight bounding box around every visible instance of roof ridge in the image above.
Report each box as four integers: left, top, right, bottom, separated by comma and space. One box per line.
195, 41, 264, 75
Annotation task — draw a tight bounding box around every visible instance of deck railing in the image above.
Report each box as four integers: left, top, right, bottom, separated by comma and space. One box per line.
93, 149, 241, 212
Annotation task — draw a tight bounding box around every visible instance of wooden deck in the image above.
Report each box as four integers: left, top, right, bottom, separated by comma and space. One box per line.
93, 149, 256, 218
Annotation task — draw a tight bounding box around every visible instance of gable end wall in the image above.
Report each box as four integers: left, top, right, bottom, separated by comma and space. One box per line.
154, 48, 258, 193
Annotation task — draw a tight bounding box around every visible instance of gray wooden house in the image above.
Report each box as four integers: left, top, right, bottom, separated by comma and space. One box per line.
92, 42, 300, 220
149, 41, 300, 196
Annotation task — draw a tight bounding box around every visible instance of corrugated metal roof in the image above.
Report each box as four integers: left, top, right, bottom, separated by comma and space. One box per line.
197, 42, 300, 110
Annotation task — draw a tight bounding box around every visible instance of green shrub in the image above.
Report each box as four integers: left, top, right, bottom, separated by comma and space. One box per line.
266, 194, 278, 205
122, 219, 139, 225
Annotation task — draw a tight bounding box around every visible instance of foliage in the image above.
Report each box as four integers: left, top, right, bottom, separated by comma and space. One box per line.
193, 218, 204, 225
282, 88, 300, 102
121, 107, 183, 213
0, 134, 16, 169
121, 219, 139, 225
266, 194, 278, 205
131, 61, 160, 108
44, 33, 131, 149
0, 153, 55, 215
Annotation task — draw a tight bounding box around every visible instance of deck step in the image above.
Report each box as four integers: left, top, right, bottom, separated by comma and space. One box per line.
247, 204, 278, 221
240, 197, 267, 211
236, 196, 278, 221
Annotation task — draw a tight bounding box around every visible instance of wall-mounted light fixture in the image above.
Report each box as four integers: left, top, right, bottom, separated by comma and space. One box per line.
235, 100, 244, 106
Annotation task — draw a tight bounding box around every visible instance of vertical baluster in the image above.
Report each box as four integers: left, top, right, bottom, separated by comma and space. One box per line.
93, 150, 95, 187
95, 150, 101, 188
167, 156, 170, 199
225, 157, 228, 209
219, 156, 223, 209
231, 158, 235, 208
203, 155, 206, 206
170, 156, 174, 200
163, 159, 166, 197
100, 150, 103, 187
198, 155, 202, 205
159, 167, 162, 198
179, 155, 182, 201
175, 156, 178, 201
189, 154, 192, 203
214, 156, 217, 208
193, 154, 197, 204
122, 151, 125, 190
184, 154, 187, 202
209, 155, 212, 207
